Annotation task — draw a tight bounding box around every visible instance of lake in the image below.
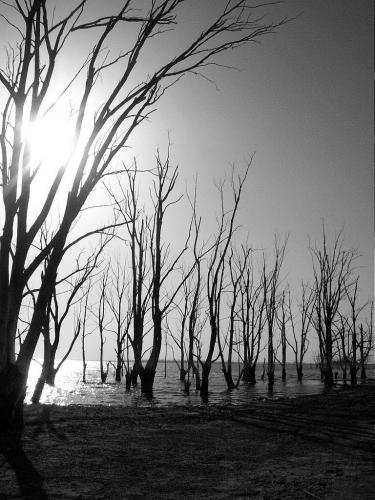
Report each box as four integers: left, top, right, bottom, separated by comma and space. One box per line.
26, 359, 374, 407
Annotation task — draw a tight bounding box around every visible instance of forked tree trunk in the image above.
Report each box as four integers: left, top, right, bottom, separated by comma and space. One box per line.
140, 319, 162, 394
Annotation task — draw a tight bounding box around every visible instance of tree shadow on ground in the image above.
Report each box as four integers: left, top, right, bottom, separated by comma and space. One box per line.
0, 406, 66, 499
0, 428, 47, 499
31, 405, 67, 441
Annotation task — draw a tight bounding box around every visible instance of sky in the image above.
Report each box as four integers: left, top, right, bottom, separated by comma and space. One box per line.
129, 0, 373, 303
2, 0, 372, 362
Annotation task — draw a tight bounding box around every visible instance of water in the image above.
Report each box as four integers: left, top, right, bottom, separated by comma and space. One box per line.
26, 360, 374, 407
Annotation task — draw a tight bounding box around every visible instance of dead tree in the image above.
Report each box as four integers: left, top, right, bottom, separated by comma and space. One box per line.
217, 247, 247, 389
238, 247, 266, 384
30, 233, 105, 402
140, 151, 192, 394
184, 181, 206, 391
275, 289, 290, 381
106, 261, 133, 385
310, 226, 357, 387
107, 165, 152, 386
359, 302, 373, 379
97, 269, 110, 383
336, 315, 349, 382
262, 235, 288, 387
170, 278, 191, 382
0, 0, 286, 429
344, 278, 367, 385
201, 165, 250, 397
80, 286, 91, 383
287, 282, 315, 381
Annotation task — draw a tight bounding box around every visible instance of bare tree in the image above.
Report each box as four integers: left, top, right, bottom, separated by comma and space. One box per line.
29, 228, 105, 402
97, 268, 110, 383
109, 166, 152, 386
201, 165, 250, 397
170, 277, 191, 382
140, 151, 192, 393
106, 261, 133, 385
0, 0, 286, 428
217, 247, 247, 389
343, 278, 368, 385
275, 289, 290, 381
238, 248, 265, 384
80, 284, 91, 383
310, 226, 357, 387
262, 235, 288, 386
287, 282, 315, 381
359, 301, 373, 380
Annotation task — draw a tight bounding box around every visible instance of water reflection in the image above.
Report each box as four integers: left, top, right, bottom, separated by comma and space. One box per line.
26, 360, 374, 407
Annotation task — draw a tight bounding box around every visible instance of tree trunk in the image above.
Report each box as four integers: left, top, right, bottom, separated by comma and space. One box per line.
296, 364, 303, 382
200, 363, 211, 397
0, 364, 26, 431
267, 328, 274, 386
281, 363, 286, 381
140, 302, 163, 393
31, 374, 46, 404
350, 365, 357, 385
359, 326, 367, 379
324, 365, 334, 387
192, 363, 201, 390
139, 366, 156, 394
281, 322, 286, 381
115, 344, 122, 383
261, 358, 266, 381
101, 362, 109, 383
222, 368, 235, 390
324, 328, 334, 387
125, 371, 132, 391
350, 323, 357, 385
243, 362, 257, 384
115, 364, 122, 383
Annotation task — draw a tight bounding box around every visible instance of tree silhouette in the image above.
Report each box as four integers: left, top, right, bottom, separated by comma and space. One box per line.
0, 0, 286, 428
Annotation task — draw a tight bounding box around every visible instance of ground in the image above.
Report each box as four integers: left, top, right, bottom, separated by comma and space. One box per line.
0, 382, 374, 499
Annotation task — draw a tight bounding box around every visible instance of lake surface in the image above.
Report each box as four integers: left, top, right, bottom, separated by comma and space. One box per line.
26, 359, 374, 407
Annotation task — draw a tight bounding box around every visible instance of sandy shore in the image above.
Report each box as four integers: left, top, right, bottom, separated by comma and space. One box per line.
1, 382, 374, 499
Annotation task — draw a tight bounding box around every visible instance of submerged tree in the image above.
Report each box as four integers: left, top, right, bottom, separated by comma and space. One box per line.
310, 226, 357, 387
30, 228, 106, 402
0, 0, 286, 428
262, 235, 288, 386
287, 282, 315, 381
239, 247, 265, 384
201, 165, 250, 396
106, 261, 133, 386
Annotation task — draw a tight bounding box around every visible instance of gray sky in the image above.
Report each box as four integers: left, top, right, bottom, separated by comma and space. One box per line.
129, 0, 373, 292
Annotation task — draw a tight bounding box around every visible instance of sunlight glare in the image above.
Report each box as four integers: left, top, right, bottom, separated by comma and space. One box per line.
23, 109, 75, 174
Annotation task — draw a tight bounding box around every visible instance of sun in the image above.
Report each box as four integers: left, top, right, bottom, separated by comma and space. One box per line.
23, 108, 75, 175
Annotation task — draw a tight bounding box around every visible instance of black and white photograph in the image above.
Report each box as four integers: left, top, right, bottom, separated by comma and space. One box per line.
0, 1, 373, 498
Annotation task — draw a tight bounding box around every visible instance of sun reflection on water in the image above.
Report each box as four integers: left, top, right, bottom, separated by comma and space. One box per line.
25, 359, 374, 408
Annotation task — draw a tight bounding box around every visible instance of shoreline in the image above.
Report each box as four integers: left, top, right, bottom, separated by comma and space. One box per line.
1, 382, 374, 499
